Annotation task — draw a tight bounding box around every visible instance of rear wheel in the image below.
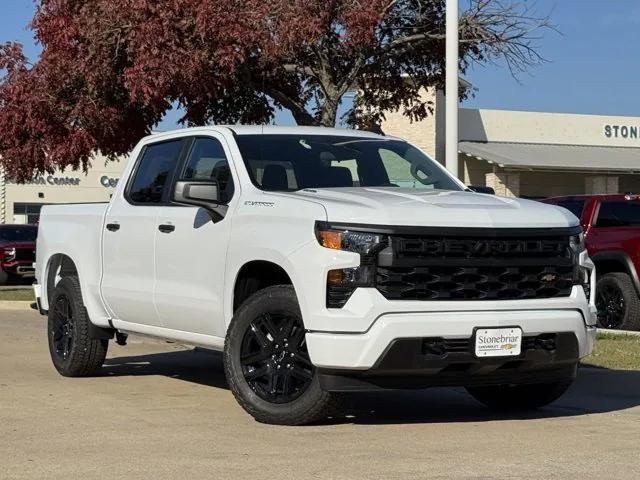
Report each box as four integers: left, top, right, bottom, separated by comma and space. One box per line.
47, 276, 108, 377
466, 379, 573, 411
224, 285, 340, 425
596, 272, 640, 331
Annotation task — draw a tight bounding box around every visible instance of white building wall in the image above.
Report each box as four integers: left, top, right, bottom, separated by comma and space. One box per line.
2, 155, 127, 224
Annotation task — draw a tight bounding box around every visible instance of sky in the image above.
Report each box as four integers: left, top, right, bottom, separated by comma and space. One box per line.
2, 0, 640, 128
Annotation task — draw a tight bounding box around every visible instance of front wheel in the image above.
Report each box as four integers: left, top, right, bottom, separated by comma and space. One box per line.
466, 379, 573, 411
596, 272, 640, 331
223, 285, 339, 425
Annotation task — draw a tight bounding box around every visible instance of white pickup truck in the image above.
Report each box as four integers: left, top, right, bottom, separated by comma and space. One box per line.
34, 126, 597, 425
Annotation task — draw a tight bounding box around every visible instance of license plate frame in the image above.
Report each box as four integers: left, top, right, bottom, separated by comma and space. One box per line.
473, 326, 523, 358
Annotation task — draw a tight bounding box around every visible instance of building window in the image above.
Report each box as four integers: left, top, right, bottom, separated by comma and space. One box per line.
13, 203, 44, 224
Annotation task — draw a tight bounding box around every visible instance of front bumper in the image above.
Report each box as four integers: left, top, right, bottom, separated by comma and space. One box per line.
2, 261, 35, 277
317, 332, 581, 392
307, 306, 595, 369
305, 286, 596, 391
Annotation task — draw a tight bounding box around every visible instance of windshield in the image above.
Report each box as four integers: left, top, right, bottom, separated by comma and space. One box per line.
0, 226, 38, 242
235, 134, 462, 192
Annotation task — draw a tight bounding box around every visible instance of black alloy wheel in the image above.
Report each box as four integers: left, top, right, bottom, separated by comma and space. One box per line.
51, 294, 75, 362
47, 275, 109, 377
224, 285, 340, 425
240, 311, 313, 404
596, 282, 625, 329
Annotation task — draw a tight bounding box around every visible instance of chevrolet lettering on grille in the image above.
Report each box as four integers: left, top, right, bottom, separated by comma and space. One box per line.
399, 238, 568, 258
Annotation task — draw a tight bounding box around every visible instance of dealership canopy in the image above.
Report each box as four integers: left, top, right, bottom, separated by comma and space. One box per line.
459, 141, 640, 172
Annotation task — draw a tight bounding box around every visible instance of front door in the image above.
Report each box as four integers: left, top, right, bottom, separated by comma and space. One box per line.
154, 135, 237, 337
101, 138, 185, 326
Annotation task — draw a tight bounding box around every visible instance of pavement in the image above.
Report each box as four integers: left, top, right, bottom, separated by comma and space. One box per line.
2, 310, 640, 480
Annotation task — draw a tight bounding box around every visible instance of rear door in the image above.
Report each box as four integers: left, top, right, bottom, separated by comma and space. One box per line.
153, 134, 237, 337
101, 138, 186, 326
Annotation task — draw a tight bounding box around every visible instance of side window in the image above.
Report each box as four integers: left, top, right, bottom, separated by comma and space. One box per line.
595, 201, 640, 227
556, 199, 585, 219
128, 140, 184, 204
182, 138, 235, 204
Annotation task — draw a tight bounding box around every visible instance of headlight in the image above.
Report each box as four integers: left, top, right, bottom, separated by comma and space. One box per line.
316, 228, 386, 255
316, 225, 388, 308
569, 232, 590, 299
3, 247, 16, 261
569, 232, 585, 256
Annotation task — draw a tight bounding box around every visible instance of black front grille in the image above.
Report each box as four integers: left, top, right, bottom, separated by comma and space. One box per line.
377, 264, 574, 301
14, 248, 36, 262
375, 229, 577, 302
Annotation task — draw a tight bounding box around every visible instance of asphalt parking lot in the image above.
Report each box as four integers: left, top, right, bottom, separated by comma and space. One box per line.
2, 309, 640, 480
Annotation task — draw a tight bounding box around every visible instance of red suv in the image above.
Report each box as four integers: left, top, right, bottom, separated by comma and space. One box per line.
543, 194, 640, 331
0, 224, 38, 284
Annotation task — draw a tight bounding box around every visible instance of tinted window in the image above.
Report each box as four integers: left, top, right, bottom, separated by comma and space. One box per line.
0, 226, 38, 242
235, 135, 461, 192
128, 140, 184, 204
556, 199, 585, 219
182, 138, 234, 203
596, 201, 640, 227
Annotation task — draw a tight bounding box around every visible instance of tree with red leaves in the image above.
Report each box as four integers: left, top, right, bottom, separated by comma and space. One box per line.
0, 0, 551, 180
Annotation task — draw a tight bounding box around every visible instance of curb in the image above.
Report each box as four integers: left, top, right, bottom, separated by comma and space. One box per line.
597, 328, 640, 337
0, 301, 33, 310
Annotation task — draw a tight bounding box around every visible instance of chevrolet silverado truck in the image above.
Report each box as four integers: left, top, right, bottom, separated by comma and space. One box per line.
0, 224, 38, 284
34, 126, 596, 425
543, 194, 640, 331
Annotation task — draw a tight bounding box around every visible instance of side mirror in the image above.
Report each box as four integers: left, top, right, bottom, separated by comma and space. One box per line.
174, 180, 221, 208
467, 185, 496, 195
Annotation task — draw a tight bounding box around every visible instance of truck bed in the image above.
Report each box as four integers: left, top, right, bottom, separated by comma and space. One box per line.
35, 202, 111, 326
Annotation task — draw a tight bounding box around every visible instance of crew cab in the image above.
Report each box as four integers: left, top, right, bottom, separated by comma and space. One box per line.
34, 127, 596, 425
0, 224, 38, 284
543, 194, 640, 331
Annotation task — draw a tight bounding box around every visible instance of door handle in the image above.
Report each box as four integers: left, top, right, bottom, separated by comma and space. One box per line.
158, 224, 175, 233
106, 223, 120, 232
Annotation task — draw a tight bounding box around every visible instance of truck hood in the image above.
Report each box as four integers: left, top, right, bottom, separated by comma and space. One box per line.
282, 187, 578, 229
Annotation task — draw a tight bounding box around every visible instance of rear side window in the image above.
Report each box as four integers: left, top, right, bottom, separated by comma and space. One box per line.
182, 138, 235, 204
128, 140, 184, 204
596, 201, 640, 227
555, 199, 585, 219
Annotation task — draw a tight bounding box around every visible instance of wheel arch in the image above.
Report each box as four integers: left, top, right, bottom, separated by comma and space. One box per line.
591, 251, 640, 296
231, 260, 295, 315
44, 253, 79, 306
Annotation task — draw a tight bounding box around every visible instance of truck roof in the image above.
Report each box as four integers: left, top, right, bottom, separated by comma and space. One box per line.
151, 125, 397, 140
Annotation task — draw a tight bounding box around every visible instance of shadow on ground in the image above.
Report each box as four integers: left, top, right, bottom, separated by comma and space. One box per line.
102, 348, 640, 425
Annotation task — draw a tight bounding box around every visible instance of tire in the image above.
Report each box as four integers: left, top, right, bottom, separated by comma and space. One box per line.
47, 276, 108, 377
0, 269, 7, 285
224, 285, 340, 425
596, 272, 640, 331
466, 379, 573, 411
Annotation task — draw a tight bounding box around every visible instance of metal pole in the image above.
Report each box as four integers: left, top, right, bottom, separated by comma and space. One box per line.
445, 0, 459, 178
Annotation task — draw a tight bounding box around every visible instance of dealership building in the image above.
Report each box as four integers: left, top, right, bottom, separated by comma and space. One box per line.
383, 89, 640, 198
1, 91, 640, 223
0, 159, 123, 224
